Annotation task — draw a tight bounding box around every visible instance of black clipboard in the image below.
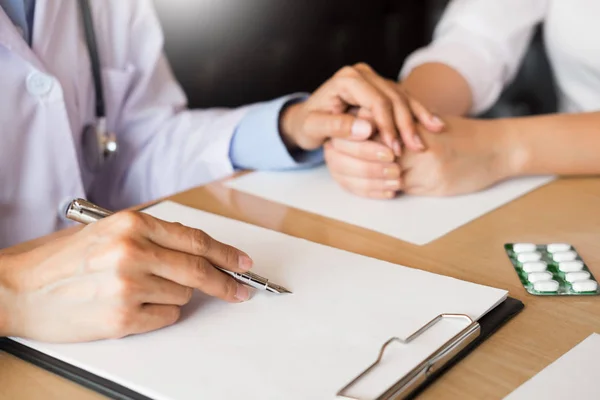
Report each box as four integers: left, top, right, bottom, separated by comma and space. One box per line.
0, 296, 523, 400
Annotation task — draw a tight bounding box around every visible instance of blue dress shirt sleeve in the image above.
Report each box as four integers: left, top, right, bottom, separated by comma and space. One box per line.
229, 93, 325, 171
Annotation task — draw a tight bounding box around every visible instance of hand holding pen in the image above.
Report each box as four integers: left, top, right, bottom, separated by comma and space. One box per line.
0, 199, 292, 343
66, 199, 291, 294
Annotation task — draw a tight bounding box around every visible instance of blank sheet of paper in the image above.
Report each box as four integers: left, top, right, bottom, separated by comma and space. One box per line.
11, 201, 507, 400
505, 333, 600, 399
225, 166, 554, 245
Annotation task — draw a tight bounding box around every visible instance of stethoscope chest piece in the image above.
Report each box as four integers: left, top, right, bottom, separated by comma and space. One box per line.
81, 117, 118, 172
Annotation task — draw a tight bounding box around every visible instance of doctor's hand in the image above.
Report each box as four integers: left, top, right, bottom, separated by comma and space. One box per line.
279, 63, 444, 156
0, 211, 254, 343
325, 134, 403, 199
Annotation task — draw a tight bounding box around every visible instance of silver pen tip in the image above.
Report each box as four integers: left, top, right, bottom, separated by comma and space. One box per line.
266, 283, 292, 294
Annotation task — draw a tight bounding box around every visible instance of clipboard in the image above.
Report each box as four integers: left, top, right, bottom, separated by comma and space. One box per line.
0, 297, 523, 400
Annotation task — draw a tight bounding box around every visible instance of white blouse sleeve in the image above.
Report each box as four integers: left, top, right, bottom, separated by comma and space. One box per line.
399, 0, 549, 115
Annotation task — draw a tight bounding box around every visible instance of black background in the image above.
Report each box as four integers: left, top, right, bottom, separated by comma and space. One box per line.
152, 0, 557, 117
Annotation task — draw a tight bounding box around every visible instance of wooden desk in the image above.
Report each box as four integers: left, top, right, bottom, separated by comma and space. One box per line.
2, 176, 600, 399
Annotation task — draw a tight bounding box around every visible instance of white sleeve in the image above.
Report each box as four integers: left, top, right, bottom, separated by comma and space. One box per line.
89, 0, 260, 210
399, 0, 549, 115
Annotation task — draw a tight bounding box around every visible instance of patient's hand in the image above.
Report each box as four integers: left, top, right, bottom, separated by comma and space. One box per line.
399, 117, 515, 196
325, 117, 516, 198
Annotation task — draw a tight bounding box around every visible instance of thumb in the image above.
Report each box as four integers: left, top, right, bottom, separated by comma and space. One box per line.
304, 112, 374, 142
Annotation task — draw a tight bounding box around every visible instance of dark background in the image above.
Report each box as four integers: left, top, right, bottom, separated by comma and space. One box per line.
152, 0, 557, 117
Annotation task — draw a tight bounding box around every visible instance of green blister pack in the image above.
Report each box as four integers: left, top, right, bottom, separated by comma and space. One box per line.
504, 243, 599, 296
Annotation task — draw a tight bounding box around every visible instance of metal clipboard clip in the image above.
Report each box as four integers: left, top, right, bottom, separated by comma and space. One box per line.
337, 314, 481, 400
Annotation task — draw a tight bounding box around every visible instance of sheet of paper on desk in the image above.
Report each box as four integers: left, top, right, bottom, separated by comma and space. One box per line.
505, 333, 600, 399
225, 166, 554, 245
11, 201, 508, 400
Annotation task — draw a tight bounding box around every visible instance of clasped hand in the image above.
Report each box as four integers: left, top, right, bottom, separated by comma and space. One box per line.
278, 62, 509, 197
323, 95, 514, 197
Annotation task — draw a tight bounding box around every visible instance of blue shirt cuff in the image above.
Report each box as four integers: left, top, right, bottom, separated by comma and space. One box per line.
229, 93, 325, 171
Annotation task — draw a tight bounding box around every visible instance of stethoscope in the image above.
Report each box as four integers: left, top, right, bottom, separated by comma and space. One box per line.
79, 0, 118, 172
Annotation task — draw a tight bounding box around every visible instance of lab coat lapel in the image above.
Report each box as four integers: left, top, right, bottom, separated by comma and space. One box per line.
0, 6, 45, 71
31, 0, 88, 86
31, 0, 70, 65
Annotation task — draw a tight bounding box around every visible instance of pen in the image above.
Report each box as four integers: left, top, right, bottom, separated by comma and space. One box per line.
65, 198, 291, 294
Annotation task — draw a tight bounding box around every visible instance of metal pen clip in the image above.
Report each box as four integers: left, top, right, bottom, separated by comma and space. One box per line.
337, 314, 480, 400
64, 198, 292, 294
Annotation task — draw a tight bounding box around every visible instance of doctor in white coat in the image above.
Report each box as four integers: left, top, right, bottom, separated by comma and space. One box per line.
0, 0, 441, 342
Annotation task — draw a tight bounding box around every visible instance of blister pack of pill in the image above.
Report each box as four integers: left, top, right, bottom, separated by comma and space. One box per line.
504, 243, 599, 296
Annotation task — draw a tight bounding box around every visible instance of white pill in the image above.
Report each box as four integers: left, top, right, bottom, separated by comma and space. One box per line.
552, 251, 578, 262
558, 260, 584, 272
572, 280, 598, 293
522, 261, 547, 273
534, 280, 559, 292
547, 243, 571, 253
528, 271, 553, 283
565, 271, 591, 283
517, 252, 542, 263
513, 243, 537, 253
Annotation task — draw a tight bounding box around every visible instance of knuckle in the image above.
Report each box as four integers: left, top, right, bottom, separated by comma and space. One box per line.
324, 145, 337, 164
329, 116, 345, 133
375, 97, 392, 113
110, 237, 140, 267
223, 246, 239, 269
336, 178, 351, 191
192, 257, 210, 287
113, 211, 146, 233
224, 279, 238, 300
167, 307, 182, 325
113, 273, 137, 301
109, 306, 135, 338
389, 89, 406, 105
371, 164, 388, 178
183, 287, 194, 304
336, 65, 359, 78
169, 221, 186, 231
397, 86, 411, 100
191, 229, 211, 255
353, 62, 371, 72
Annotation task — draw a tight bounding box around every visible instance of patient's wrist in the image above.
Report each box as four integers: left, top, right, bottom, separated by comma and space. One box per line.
494, 119, 529, 179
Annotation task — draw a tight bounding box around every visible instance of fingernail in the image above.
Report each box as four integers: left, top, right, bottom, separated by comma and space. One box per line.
384, 180, 401, 189
376, 151, 394, 162
392, 140, 402, 156
413, 135, 425, 150
383, 166, 400, 179
351, 119, 372, 139
235, 284, 250, 302
238, 254, 253, 271
431, 115, 444, 127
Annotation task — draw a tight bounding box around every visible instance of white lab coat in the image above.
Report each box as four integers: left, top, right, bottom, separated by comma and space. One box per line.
0, 1, 259, 248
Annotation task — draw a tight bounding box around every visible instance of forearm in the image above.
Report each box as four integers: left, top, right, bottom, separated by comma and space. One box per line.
504, 111, 600, 176
401, 63, 473, 117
